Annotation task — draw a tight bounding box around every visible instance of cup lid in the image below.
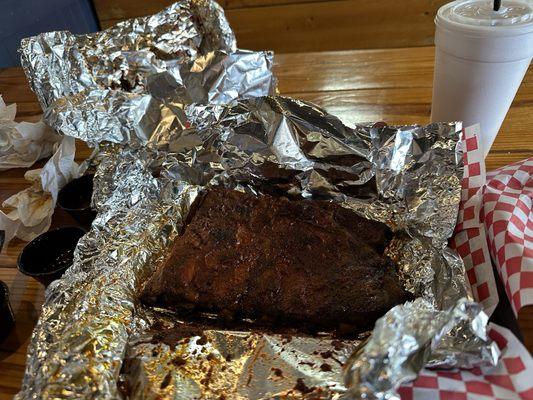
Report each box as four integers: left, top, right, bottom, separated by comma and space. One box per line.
452, 0, 532, 26
438, 0, 533, 34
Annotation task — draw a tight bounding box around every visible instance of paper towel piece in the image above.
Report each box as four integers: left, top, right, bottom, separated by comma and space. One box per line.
0, 95, 60, 171
0, 136, 81, 250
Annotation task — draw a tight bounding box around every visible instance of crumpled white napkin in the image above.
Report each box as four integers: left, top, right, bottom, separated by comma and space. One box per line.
0, 95, 60, 170
0, 128, 83, 250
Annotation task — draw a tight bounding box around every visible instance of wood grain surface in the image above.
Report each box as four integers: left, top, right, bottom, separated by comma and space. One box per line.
0, 46, 531, 398
93, 0, 449, 52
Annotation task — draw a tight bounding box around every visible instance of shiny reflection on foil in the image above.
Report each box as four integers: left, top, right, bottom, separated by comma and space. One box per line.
20, 0, 237, 110
121, 309, 362, 399
344, 298, 498, 400
44, 50, 276, 146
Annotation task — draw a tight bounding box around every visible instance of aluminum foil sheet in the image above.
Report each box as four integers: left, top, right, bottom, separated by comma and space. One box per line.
44, 49, 276, 146
344, 298, 499, 400
20, 0, 237, 110
121, 308, 363, 399
16, 95, 499, 399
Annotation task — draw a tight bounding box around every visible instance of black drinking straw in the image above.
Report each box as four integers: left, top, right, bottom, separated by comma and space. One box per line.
494, 0, 501, 11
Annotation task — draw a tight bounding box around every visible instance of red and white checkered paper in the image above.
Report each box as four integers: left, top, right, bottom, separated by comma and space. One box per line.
451, 125, 533, 316
399, 125, 533, 399
483, 160, 533, 314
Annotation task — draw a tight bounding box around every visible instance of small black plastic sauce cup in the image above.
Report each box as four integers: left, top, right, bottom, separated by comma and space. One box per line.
18, 227, 86, 287
57, 174, 96, 229
0, 280, 15, 342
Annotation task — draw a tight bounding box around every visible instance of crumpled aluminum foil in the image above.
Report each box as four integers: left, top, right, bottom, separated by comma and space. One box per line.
44, 49, 276, 146
21, 0, 275, 147
16, 95, 499, 399
16, 2, 499, 399
121, 308, 362, 399
344, 298, 499, 399
20, 0, 237, 110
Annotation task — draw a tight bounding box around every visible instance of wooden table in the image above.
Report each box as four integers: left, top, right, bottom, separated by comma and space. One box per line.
0, 46, 531, 398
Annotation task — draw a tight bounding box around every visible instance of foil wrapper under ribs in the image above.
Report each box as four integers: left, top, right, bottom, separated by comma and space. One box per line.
21, 94, 498, 399
121, 309, 362, 399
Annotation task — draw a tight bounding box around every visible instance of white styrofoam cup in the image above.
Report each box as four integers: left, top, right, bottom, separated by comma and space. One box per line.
431, 0, 533, 157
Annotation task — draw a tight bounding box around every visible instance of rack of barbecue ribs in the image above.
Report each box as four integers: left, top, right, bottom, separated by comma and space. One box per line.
141, 187, 410, 333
